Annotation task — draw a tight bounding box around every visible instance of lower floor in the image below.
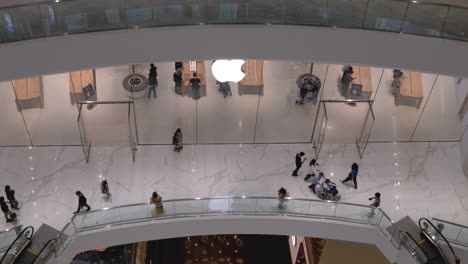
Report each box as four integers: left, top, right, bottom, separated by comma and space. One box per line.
0, 141, 466, 232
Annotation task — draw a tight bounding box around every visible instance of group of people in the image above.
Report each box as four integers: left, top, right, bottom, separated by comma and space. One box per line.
146, 63, 203, 100
289, 151, 381, 214
296, 78, 320, 105
1, 185, 19, 223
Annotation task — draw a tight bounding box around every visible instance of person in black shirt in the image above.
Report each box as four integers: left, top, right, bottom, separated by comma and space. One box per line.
175, 61, 183, 71
292, 152, 306, 176
173, 68, 183, 95
5, 185, 18, 210
148, 63, 158, 99
188, 72, 201, 88
74, 191, 91, 214
0, 196, 12, 222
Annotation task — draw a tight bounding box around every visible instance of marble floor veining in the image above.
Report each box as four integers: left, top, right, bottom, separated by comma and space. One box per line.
0, 142, 466, 234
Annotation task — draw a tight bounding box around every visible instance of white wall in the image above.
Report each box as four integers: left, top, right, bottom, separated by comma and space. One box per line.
2, 25, 468, 83
50, 215, 417, 264
457, 79, 468, 175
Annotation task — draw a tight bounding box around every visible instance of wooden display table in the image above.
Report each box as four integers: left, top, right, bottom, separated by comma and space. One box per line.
239, 60, 264, 96
346, 66, 372, 99
14, 77, 43, 111
69, 69, 96, 104
395, 71, 423, 108
182, 61, 206, 87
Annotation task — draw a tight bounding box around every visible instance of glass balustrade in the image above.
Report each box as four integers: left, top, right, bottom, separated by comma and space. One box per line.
432, 218, 468, 247
0, 226, 22, 255
0, 0, 467, 44
53, 197, 409, 259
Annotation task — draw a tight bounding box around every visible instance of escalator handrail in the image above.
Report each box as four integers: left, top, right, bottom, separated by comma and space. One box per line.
0, 225, 34, 264
31, 238, 57, 264
419, 218, 459, 264
398, 230, 431, 264
419, 218, 457, 255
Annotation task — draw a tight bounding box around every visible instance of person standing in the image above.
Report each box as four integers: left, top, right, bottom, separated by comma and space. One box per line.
74, 191, 91, 214
308, 172, 324, 194
5, 185, 19, 210
188, 72, 202, 100
304, 159, 320, 181
101, 180, 110, 200
173, 67, 183, 95
292, 152, 306, 176
147, 63, 158, 99
1, 197, 12, 222
368, 192, 381, 217
173, 128, 183, 152
150, 192, 164, 214
296, 81, 308, 105
342, 162, 359, 189
277, 188, 289, 209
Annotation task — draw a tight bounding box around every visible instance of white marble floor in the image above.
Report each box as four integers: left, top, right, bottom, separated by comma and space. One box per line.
0, 142, 466, 234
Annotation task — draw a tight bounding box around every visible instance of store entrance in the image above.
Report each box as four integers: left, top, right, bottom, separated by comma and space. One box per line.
312, 100, 374, 158
77, 101, 137, 162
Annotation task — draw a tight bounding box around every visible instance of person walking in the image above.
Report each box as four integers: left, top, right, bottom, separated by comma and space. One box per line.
5, 185, 19, 210
292, 152, 306, 176
0, 197, 15, 223
308, 172, 324, 194
342, 162, 359, 189
101, 180, 110, 200
173, 128, 183, 152
296, 81, 308, 105
304, 159, 320, 181
147, 63, 158, 99
368, 192, 381, 217
173, 67, 183, 95
277, 188, 289, 209
74, 191, 91, 214
150, 192, 164, 214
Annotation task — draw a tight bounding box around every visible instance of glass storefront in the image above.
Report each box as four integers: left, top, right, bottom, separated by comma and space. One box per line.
2, 60, 462, 158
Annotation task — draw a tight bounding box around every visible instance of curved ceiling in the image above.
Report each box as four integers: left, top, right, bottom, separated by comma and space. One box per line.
51, 215, 417, 264
1, 25, 468, 82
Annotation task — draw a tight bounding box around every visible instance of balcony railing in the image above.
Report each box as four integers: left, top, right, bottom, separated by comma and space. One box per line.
49, 197, 422, 263
432, 217, 468, 247
0, 0, 467, 45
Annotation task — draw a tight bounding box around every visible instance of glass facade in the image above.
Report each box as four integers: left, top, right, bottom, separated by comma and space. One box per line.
1, 60, 460, 153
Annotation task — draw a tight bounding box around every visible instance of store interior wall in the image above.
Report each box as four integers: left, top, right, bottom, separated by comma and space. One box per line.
319, 239, 390, 264
457, 79, 468, 176
0, 60, 462, 149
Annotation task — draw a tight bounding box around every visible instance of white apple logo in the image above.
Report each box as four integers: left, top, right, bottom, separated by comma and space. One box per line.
211, 59, 246, 83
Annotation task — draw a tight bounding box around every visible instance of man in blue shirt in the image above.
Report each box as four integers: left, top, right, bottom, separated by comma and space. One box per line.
342, 163, 359, 189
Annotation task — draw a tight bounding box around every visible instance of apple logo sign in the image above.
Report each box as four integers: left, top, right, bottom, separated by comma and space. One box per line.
211, 59, 246, 83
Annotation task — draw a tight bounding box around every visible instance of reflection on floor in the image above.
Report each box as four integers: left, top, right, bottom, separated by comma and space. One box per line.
0, 141, 466, 234
151, 235, 291, 264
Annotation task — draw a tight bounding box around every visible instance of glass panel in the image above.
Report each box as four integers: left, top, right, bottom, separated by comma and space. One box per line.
285, 0, 328, 25
55, 222, 75, 255
335, 203, 372, 223
197, 60, 258, 144
327, 0, 368, 28
18, 73, 81, 145
369, 70, 435, 142
311, 101, 327, 158
323, 103, 368, 144
0, 228, 20, 252
378, 213, 400, 247
401, 3, 449, 37
412, 75, 460, 141
363, 0, 407, 32
0, 81, 30, 145
80, 103, 131, 146
174, 199, 204, 215
441, 6, 468, 41
356, 103, 374, 157
255, 62, 324, 143
133, 62, 197, 144
94, 65, 132, 101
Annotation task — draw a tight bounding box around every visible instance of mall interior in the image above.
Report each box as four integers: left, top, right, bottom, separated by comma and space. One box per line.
0, 0, 468, 264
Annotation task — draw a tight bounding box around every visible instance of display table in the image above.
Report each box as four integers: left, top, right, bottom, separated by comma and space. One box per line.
69, 69, 96, 104
239, 60, 264, 96
122, 73, 148, 99
395, 71, 423, 108
346, 66, 372, 99
14, 77, 43, 111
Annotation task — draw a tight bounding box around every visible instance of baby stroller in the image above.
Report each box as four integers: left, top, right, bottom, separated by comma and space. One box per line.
217, 81, 232, 97
316, 180, 341, 201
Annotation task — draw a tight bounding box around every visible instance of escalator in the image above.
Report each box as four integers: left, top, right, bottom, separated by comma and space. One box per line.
394, 216, 460, 264
0, 224, 60, 264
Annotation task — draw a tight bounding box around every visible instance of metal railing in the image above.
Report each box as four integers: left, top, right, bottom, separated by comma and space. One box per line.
0, 226, 22, 254
46, 196, 426, 263
419, 218, 459, 264
0, 226, 34, 264
0, 0, 467, 45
